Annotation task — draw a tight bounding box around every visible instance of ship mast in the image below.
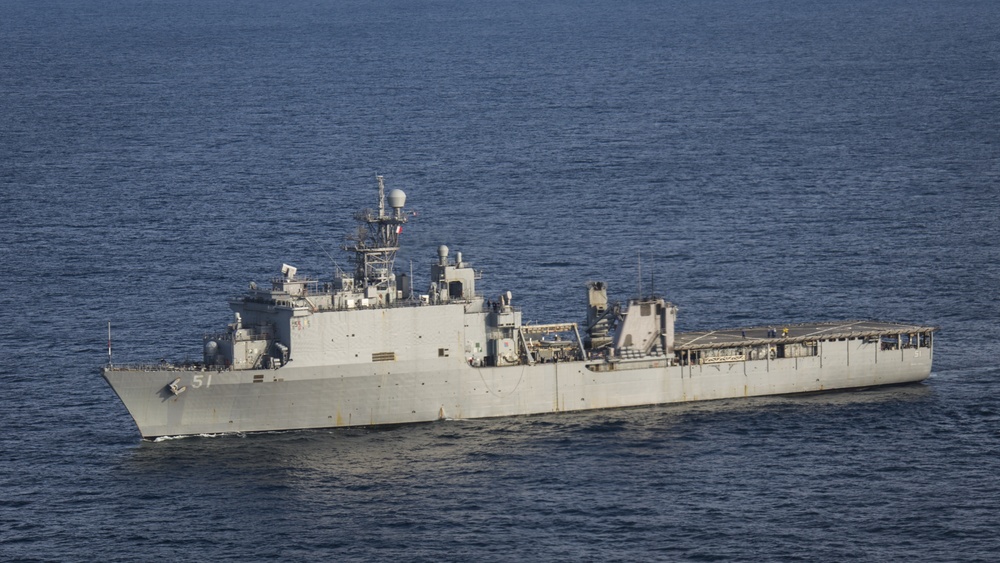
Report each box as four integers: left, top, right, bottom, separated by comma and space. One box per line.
345, 176, 408, 290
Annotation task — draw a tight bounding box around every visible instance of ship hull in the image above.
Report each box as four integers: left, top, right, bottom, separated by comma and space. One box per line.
103, 337, 933, 439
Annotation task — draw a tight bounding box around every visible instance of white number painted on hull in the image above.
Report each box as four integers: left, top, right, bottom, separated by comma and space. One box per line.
192, 373, 213, 389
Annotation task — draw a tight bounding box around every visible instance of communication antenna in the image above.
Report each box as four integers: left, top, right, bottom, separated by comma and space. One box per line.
107, 321, 112, 366
377, 172, 385, 218
322, 245, 346, 278
637, 251, 642, 299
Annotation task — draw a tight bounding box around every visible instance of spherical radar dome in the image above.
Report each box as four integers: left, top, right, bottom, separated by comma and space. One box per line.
387, 189, 406, 209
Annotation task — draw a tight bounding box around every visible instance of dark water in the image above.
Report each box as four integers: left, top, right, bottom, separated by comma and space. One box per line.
2, 0, 999, 560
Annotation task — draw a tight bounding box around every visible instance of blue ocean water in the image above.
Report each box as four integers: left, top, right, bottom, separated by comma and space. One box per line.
2, 0, 999, 560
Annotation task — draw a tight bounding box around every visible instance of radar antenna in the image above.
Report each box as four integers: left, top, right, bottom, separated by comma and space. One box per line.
344, 175, 408, 290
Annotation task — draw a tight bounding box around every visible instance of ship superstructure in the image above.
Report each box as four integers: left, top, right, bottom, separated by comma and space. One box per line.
103, 177, 938, 439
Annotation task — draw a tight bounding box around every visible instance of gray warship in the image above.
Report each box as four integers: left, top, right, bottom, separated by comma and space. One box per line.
103, 177, 938, 440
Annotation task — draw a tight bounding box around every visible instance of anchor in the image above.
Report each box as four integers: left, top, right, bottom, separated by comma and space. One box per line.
168, 377, 187, 396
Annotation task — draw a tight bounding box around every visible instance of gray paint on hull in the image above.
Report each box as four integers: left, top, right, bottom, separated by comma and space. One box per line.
103, 339, 932, 439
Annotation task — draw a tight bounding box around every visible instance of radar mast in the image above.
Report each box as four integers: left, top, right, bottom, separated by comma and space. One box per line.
345, 175, 407, 290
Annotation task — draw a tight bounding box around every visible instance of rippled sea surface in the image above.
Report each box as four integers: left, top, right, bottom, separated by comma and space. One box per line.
2, 0, 999, 560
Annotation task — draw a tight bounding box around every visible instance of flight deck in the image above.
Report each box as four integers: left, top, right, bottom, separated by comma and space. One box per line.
675, 320, 937, 351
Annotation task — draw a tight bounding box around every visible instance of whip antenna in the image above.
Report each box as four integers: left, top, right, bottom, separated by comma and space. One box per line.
637, 251, 642, 298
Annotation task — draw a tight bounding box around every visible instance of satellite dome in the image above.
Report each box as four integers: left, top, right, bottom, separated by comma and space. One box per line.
204, 340, 218, 357
438, 245, 449, 258
387, 189, 406, 209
